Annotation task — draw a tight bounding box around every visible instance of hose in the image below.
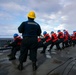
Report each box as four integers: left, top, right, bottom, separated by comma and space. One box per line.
61, 58, 76, 75
67, 60, 76, 75
46, 57, 73, 75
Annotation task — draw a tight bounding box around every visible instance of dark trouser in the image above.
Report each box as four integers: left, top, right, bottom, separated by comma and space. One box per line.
68, 36, 71, 46
19, 37, 38, 64
63, 40, 69, 47
37, 41, 45, 48
10, 46, 20, 58
42, 40, 52, 52
58, 38, 64, 48
49, 40, 61, 51
72, 40, 76, 46
68, 38, 72, 46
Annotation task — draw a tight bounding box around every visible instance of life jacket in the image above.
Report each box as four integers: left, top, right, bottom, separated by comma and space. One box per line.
73, 32, 76, 40
70, 35, 75, 41
58, 32, 64, 39
51, 33, 58, 42
64, 34, 68, 42
74, 32, 76, 36
65, 30, 70, 38
44, 34, 51, 42
14, 36, 22, 45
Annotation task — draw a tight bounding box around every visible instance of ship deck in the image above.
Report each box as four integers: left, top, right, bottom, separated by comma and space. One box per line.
0, 46, 76, 75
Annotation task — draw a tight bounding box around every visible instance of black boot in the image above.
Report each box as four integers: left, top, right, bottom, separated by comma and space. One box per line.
7, 54, 12, 57
62, 47, 65, 49
48, 49, 51, 53
32, 62, 37, 71
73, 44, 75, 47
17, 63, 23, 71
9, 57, 16, 61
40, 50, 45, 54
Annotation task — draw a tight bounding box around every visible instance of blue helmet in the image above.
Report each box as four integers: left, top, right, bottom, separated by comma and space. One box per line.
63, 29, 66, 31
73, 31, 76, 32
57, 30, 61, 32
51, 31, 54, 34
43, 31, 47, 35
13, 33, 18, 37
73, 31, 75, 32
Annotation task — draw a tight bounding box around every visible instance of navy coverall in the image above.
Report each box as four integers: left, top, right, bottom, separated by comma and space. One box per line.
18, 19, 41, 69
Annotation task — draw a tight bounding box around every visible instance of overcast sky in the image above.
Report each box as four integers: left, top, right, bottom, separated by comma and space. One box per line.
0, 0, 76, 38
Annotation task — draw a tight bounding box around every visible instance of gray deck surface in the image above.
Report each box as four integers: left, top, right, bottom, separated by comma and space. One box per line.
0, 46, 76, 75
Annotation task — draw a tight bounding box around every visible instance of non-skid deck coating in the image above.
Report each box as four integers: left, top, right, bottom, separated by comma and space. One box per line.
0, 46, 76, 75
